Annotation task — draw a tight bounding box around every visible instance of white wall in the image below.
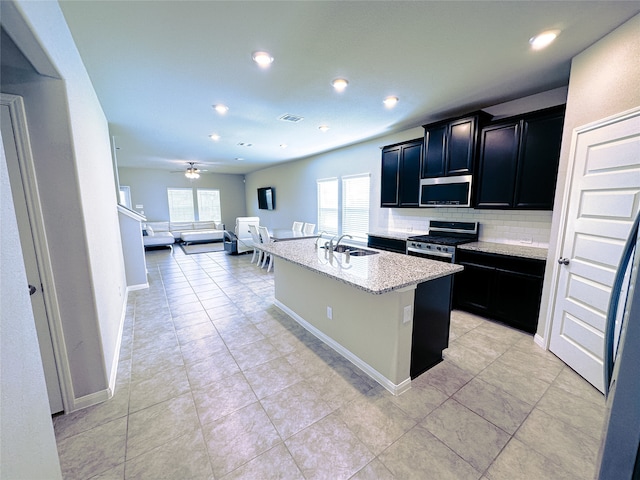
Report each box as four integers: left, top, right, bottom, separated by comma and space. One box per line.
538, 13, 640, 337
1, 131, 62, 479
117, 167, 247, 229
1, 0, 128, 407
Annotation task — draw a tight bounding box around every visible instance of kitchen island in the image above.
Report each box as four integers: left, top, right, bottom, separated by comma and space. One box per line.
259, 238, 462, 394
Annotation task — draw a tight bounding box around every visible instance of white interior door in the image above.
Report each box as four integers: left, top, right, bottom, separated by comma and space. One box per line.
549, 108, 640, 393
1, 97, 64, 413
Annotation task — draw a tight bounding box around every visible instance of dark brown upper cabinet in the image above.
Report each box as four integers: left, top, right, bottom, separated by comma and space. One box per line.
475, 106, 565, 210
422, 112, 491, 178
380, 138, 423, 207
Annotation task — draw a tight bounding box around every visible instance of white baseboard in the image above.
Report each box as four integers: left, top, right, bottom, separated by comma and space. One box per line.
71, 388, 111, 411
534, 333, 545, 349
128, 282, 148, 292
275, 300, 411, 396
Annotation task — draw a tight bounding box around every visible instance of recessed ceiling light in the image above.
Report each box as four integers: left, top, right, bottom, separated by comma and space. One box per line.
318, 125, 330, 132
213, 104, 229, 114
252, 51, 274, 67
529, 30, 560, 50
383, 96, 399, 108
209, 133, 220, 141
331, 78, 349, 92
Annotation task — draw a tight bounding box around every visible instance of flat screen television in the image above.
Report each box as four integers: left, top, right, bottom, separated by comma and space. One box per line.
257, 187, 275, 210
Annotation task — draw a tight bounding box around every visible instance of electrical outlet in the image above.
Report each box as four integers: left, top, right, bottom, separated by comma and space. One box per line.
403, 305, 412, 324
327, 306, 332, 319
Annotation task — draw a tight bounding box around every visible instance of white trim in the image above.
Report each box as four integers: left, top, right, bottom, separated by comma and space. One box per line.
71, 389, 111, 412
128, 283, 149, 292
534, 333, 545, 349
274, 300, 412, 396
543, 105, 640, 349
1, 93, 74, 413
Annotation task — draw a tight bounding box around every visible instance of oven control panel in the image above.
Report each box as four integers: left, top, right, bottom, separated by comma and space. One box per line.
407, 242, 456, 255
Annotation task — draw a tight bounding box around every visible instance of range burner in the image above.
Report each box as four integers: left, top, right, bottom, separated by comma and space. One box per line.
407, 221, 479, 262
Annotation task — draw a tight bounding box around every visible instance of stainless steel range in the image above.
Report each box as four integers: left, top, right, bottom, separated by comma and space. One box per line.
407, 221, 479, 262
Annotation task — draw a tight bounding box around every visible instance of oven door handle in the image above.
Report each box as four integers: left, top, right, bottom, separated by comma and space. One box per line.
407, 248, 453, 259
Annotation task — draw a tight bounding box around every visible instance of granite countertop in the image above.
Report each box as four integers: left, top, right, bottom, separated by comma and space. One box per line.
260, 238, 462, 295
458, 241, 549, 261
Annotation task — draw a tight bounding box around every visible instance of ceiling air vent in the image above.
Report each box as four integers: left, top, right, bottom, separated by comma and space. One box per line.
278, 113, 304, 123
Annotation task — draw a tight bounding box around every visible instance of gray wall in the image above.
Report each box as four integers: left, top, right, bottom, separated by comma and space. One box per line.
538, 13, 640, 338
118, 167, 247, 229
1, 0, 128, 408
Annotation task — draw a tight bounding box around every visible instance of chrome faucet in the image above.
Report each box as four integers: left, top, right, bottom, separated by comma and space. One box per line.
333, 234, 352, 249
315, 231, 327, 249
325, 235, 337, 251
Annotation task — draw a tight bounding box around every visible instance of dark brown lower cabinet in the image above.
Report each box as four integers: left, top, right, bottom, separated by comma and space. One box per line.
453, 249, 546, 334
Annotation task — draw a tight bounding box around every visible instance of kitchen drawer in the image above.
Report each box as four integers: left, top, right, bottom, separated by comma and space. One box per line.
453, 249, 546, 333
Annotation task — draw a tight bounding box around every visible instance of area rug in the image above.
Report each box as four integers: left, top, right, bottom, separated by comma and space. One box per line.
180, 242, 225, 255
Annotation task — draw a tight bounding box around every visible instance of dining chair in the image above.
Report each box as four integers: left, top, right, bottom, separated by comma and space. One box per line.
248, 224, 263, 265
258, 226, 274, 272
292, 221, 304, 232
302, 223, 316, 234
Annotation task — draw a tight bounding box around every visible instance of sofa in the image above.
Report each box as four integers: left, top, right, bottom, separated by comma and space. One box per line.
143, 221, 226, 247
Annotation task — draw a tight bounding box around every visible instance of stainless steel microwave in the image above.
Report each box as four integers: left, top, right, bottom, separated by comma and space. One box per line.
419, 175, 473, 207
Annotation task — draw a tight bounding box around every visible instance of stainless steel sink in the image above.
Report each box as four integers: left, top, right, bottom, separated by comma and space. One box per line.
322, 244, 379, 256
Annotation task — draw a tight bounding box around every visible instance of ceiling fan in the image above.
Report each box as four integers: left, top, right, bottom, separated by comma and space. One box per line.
171, 162, 207, 179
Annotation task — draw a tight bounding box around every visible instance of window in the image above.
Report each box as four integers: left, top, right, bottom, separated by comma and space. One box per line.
197, 189, 222, 222
317, 178, 338, 235
317, 173, 370, 241
342, 174, 370, 242
167, 188, 195, 222
167, 187, 222, 222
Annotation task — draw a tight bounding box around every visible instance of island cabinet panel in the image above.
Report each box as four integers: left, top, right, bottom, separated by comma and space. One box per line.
453, 249, 546, 333
422, 111, 491, 178
475, 106, 564, 210
380, 138, 423, 207
367, 235, 407, 254
411, 275, 453, 378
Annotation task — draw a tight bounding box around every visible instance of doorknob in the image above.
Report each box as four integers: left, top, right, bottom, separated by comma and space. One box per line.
28, 284, 37, 295
557, 257, 570, 265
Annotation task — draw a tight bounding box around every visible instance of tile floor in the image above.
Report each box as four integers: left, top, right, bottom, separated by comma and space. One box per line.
53, 247, 606, 480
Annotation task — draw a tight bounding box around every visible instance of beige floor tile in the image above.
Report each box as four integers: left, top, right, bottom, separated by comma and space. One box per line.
495, 347, 564, 384
535, 384, 606, 440
184, 348, 241, 390
422, 399, 510, 472
179, 334, 228, 365
56, 416, 127, 480
261, 380, 333, 439
453, 377, 534, 434
349, 459, 396, 480
124, 429, 214, 480
244, 357, 304, 399
475, 360, 551, 405
414, 359, 474, 396
338, 396, 417, 455
202, 402, 282, 478
285, 413, 375, 480
485, 437, 582, 480
174, 320, 219, 346
387, 379, 449, 422
443, 342, 500, 374
192, 372, 257, 426
126, 393, 200, 460
228, 337, 282, 370
128, 364, 191, 413
219, 443, 304, 480
515, 409, 601, 479
130, 344, 184, 382
377, 425, 480, 480
552, 366, 605, 406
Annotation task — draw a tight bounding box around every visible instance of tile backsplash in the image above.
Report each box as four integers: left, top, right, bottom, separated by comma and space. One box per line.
380, 208, 553, 248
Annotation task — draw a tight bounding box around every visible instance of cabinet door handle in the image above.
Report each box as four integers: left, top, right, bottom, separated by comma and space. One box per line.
557, 257, 570, 265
